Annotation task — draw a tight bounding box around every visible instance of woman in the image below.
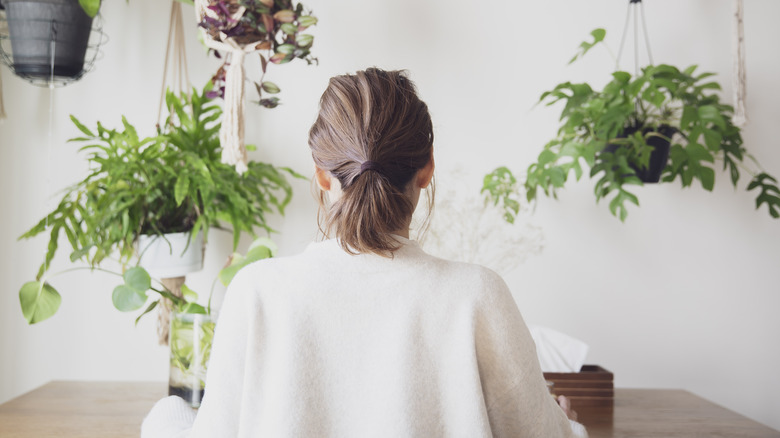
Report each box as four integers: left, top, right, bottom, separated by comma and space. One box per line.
142, 68, 587, 437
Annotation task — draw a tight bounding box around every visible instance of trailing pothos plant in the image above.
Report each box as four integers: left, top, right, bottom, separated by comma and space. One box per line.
18, 84, 301, 324
483, 29, 780, 222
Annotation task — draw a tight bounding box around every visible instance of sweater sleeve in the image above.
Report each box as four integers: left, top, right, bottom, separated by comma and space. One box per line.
141, 269, 255, 438
475, 269, 588, 438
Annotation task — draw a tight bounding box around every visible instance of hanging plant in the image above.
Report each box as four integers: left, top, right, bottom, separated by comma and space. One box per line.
186, 0, 318, 173
196, 0, 317, 106
483, 29, 780, 222
17, 85, 301, 324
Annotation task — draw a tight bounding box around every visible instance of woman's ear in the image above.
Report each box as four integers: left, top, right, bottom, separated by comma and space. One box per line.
417, 152, 435, 188
315, 166, 331, 191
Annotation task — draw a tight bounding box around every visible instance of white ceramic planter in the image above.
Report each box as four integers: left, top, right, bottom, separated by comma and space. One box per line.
137, 232, 204, 278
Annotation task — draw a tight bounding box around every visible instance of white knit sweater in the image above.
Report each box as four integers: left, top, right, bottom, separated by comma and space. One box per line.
142, 237, 587, 438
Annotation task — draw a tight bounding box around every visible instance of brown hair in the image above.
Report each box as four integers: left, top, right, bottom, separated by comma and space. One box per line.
308, 68, 434, 256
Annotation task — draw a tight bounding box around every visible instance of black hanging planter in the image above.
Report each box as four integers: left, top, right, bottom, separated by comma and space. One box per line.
603, 124, 675, 183
2, 0, 93, 79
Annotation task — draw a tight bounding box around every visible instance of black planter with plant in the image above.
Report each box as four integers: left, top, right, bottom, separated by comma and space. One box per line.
484, 29, 780, 222
1, 0, 94, 79
604, 124, 676, 183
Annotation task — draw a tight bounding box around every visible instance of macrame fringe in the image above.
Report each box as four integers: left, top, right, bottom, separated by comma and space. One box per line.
732, 0, 747, 127
219, 50, 249, 174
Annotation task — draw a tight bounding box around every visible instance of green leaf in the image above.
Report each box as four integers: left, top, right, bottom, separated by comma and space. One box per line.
174, 175, 190, 206
538, 150, 557, 166
276, 44, 296, 55
702, 129, 722, 151
686, 143, 715, 164
181, 283, 199, 303
112, 285, 148, 312
135, 300, 159, 326
682, 107, 697, 132
698, 105, 726, 129
219, 253, 245, 286
296, 34, 314, 47
69, 245, 94, 262
244, 244, 272, 263
261, 81, 281, 94
70, 116, 95, 137
19, 281, 62, 324
569, 28, 606, 64
281, 23, 298, 35
699, 167, 715, 191
179, 302, 208, 314
612, 71, 631, 84
298, 15, 318, 27
124, 267, 151, 292
78, 0, 100, 18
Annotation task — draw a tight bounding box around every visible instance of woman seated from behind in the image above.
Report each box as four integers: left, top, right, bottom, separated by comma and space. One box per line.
142, 67, 587, 438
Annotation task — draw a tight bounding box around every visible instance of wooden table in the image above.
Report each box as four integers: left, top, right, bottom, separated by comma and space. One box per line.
0, 381, 778, 437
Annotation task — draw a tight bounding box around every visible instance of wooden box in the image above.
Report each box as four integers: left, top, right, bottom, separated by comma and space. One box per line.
543, 365, 613, 408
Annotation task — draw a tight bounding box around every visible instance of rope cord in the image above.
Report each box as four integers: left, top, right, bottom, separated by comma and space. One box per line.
0, 62, 6, 120
615, 0, 654, 73
157, 1, 191, 128
639, 1, 654, 65
732, 0, 747, 126
633, 0, 639, 76
44, 20, 57, 275
615, 2, 632, 70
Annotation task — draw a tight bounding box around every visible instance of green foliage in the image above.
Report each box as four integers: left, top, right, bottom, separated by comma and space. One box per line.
481, 167, 521, 224
484, 29, 780, 222
78, 0, 101, 17
218, 237, 276, 286
18, 86, 300, 324
19, 282, 61, 324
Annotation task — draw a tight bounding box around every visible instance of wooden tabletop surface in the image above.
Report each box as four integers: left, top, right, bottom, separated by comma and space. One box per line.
0, 381, 777, 437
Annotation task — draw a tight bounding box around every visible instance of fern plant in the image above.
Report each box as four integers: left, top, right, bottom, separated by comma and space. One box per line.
18, 85, 301, 324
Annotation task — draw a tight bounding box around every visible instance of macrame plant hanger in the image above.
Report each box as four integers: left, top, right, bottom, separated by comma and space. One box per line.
614, 0, 748, 127
615, 0, 654, 77
157, 0, 191, 127
194, 0, 267, 174
732, 0, 747, 127
156, 0, 193, 346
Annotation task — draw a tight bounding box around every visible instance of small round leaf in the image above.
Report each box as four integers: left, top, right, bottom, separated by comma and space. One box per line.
124, 267, 151, 292
19, 281, 61, 324
112, 285, 147, 312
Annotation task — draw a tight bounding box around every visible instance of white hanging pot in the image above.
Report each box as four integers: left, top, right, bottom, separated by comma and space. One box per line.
137, 232, 204, 278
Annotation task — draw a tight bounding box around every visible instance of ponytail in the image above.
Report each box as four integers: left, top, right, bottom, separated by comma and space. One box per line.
327, 170, 415, 255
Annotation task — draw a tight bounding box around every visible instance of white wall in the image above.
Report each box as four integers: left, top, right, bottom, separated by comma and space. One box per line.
1, 0, 779, 431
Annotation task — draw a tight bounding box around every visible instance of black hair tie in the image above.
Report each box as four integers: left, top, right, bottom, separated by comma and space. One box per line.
360, 160, 383, 175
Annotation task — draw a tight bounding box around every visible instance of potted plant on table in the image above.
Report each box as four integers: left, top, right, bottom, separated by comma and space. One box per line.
18, 84, 300, 340
483, 29, 780, 222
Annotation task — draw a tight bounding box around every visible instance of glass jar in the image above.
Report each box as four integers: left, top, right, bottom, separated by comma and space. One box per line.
169, 312, 215, 408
